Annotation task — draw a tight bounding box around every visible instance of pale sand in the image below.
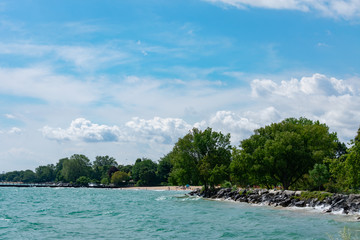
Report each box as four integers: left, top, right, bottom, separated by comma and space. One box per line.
124, 186, 202, 191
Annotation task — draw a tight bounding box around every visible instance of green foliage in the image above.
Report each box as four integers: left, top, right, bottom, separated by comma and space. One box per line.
328, 127, 360, 191
61, 154, 92, 182
157, 154, 173, 183
309, 163, 330, 190
0, 170, 36, 182
132, 158, 158, 186
111, 171, 130, 186
76, 176, 92, 186
118, 165, 132, 174
22, 170, 37, 183
107, 166, 119, 179
298, 191, 333, 202
233, 117, 337, 189
221, 180, 232, 188
101, 177, 109, 185
328, 227, 358, 240
93, 155, 117, 168
169, 127, 232, 189
35, 164, 55, 182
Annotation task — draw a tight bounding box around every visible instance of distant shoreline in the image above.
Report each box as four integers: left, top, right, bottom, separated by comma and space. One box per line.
0, 182, 201, 191
124, 186, 201, 191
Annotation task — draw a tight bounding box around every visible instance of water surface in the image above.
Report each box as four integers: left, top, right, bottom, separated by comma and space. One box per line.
0, 187, 358, 239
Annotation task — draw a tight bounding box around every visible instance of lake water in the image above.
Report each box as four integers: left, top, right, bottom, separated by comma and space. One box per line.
0, 187, 359, 239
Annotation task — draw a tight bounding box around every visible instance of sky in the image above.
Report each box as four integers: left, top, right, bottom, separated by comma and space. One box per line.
1, 0, 360, 172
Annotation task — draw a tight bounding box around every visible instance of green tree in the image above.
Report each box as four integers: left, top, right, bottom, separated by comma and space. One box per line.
157, 154, 173, 184
55, 158, 68, 182
169, 127, 232, 189
132, 158, 158, 186
118, 165, 132, 174
76, 176, 92, 186
111, 171, 130, 186
92, 156, 118, 183
93, 155, 118, 167
22, 170, 37, 183
234, 118, 338, 190
329, 127, 360, 190
61, 154, 92, 183
309, 163, 329, 190
35, 164, 55, 182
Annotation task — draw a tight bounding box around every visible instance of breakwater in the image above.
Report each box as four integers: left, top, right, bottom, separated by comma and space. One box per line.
188, 188, 360, 216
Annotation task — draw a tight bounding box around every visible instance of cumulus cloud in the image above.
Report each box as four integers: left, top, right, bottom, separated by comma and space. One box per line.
250, 73, 360, 141
125, 117, 194, 144
204, 0, 360, 19
42, 118, 122, 142
208, 107, 282, 142
251, 73, 354, 98
42, 117, 196, 145
8, 127, 22, 134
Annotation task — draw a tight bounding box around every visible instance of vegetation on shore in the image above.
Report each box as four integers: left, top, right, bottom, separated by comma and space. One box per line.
1, 117, 360, 194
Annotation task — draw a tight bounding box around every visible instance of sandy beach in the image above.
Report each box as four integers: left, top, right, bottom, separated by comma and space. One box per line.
125, 186, 202, 191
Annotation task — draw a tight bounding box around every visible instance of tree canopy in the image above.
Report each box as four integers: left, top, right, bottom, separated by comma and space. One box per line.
169, 127, 232, 189
231, 117, 338, 189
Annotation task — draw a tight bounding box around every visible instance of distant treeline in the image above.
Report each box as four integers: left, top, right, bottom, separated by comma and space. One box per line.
1, 117, 360, 193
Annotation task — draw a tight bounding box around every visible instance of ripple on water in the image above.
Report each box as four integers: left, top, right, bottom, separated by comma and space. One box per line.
0, 188, 358, 239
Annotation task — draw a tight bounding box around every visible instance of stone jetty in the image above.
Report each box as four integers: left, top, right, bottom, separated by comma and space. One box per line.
188, 188, 360, 216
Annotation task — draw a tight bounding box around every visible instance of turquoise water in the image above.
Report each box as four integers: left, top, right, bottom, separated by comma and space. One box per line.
0, 188, 359, 239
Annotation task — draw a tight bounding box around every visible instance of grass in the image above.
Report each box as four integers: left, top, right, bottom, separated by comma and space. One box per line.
328, 227, 358, 240
297, 191, 334, 202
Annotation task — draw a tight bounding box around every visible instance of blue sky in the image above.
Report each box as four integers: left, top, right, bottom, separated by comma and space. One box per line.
1, 0, 360, 172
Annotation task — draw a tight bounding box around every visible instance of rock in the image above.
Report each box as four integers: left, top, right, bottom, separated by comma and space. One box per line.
295, 201, 305, 207
282, 190, 295, 197
294, 191, 302, 196
279, 199, 292, 207
268, 189, 280, 195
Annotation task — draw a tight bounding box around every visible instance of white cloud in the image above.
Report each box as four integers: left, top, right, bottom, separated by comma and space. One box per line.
0, 67, 99, 104
4, 114, 15, 119
251, 73, 354, 98
204, 0, 360, 20
0, 42, 129, 71
250, 73, 360, 141
208, 107, 282, 142
8, 127, 22, 134
125, 117, 193, 144
42, 118, 122, 142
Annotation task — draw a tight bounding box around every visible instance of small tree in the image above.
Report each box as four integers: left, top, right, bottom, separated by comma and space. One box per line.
111, 171, 130, 186
76, 176, 92, 186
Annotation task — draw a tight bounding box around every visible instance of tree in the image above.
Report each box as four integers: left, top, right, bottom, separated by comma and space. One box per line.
36, 164, 55, 182
93, 156, 118, 168
22, 170, 37, 183
132, 158, 158, 186
92, 156, 118, 183
118, 165, 132, 174
329, 127, 360, 190
76, 176, 92, 186
107, 166, 119, 179
309, 163, 329, 190
55, 158, 68, 182
111, 171, 130, 186
233, 118, 338, 190
61, 154, 92, 183
157, 154, 173, 184
169, 127, 232, 189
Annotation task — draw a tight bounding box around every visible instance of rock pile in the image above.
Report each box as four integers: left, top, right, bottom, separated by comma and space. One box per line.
188, 188, 360, 215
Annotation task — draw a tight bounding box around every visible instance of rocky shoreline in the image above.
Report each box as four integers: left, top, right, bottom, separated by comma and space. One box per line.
188, 188, 360, 217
